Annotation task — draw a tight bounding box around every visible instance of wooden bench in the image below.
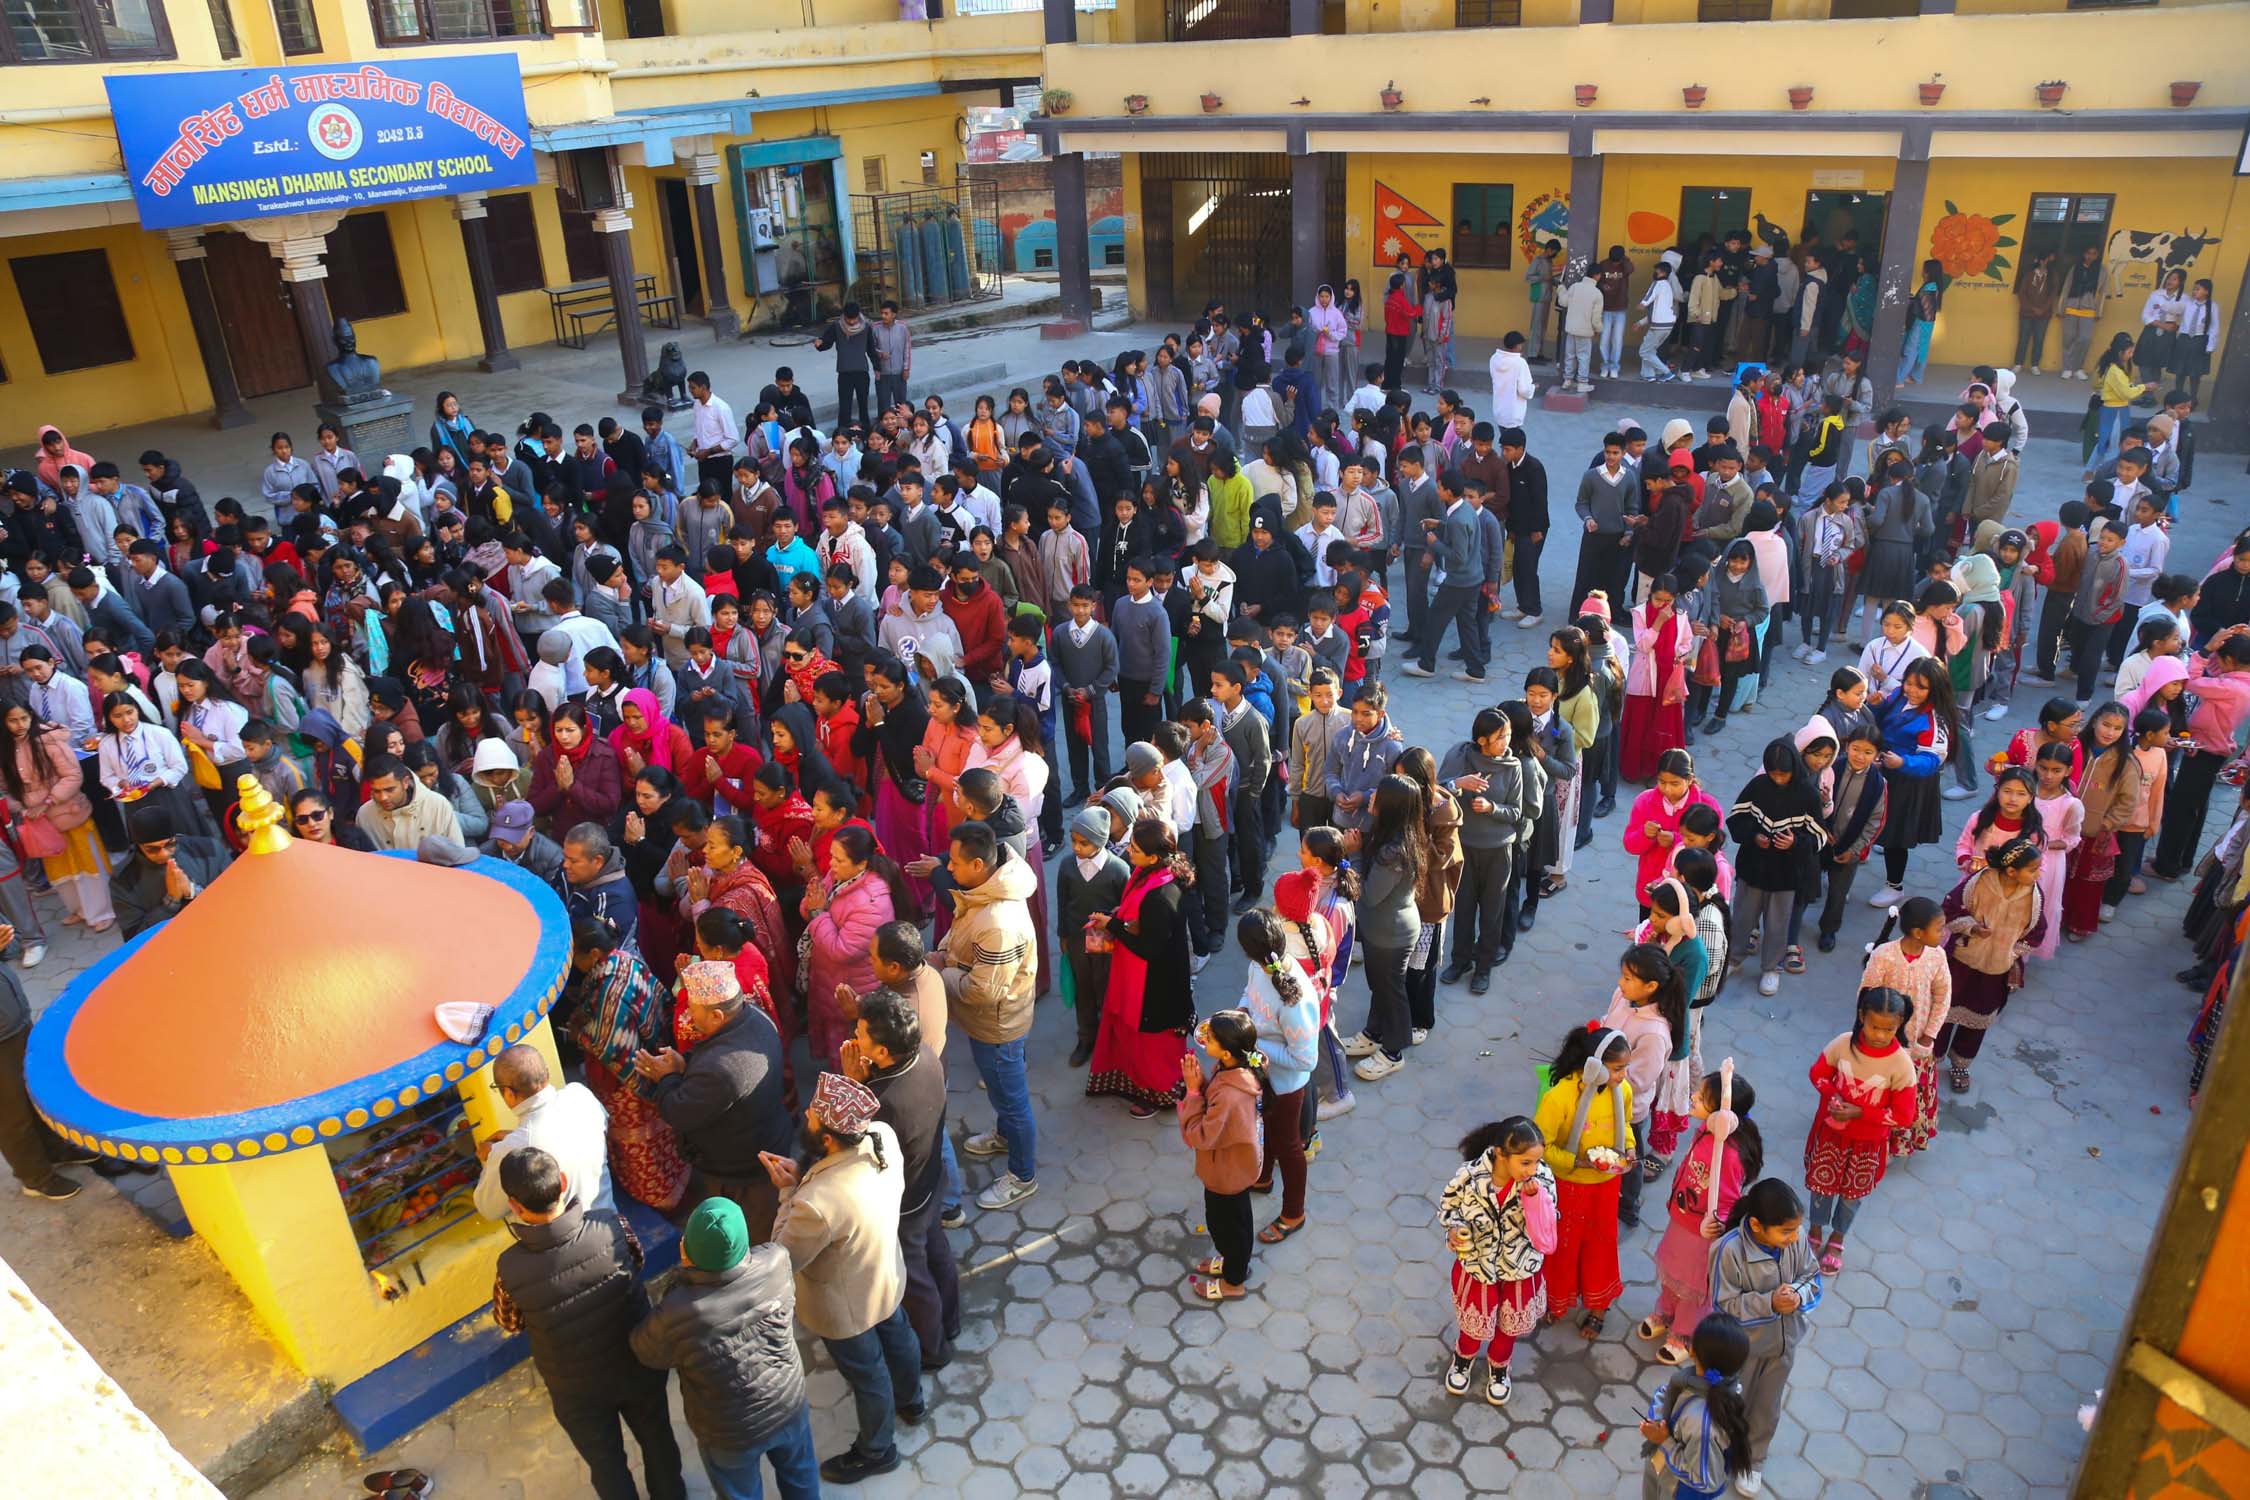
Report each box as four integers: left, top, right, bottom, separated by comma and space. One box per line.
546, 274, 683, 349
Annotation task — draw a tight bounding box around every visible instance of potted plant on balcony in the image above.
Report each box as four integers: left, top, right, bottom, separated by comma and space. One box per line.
1787, 84, 1815, 110
2035, 79, 2067, 107
1040, 88, 1073, 117
1682, 84, 1707, 109
1574, 83, 1598, 107
1918, 77, 1945, 106
1200, 92, 1224, 113
1380, 81, 1404, 111
2170, 80, 2201, 106
1124, 94, 1149, 116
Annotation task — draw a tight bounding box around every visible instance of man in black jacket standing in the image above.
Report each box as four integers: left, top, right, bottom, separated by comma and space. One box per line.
492, 1148, 686, 1500
632, 1196, 816, 1500
1500, 426, 1550, 627
814, 303, 877, 435
634, 960, 794, 1238
843, 989, 958, 1369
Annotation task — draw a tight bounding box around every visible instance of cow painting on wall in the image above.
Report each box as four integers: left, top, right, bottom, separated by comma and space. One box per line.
2105, 225, 2223, 276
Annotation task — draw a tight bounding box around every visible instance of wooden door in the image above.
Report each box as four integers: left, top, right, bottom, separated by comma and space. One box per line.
203, 230, 312, 397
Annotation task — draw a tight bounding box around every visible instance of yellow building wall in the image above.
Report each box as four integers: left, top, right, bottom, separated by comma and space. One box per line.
1909, 157, 2250, 371
1040, 6, 2250, 117
0, 225, 209, 440
1344, 152, 1573, 339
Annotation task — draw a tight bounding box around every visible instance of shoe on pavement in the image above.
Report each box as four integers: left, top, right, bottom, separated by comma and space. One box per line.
1190, 950, 1212, 974
975, 1172, 1039, 1210
1516, 614, 1543, 629
1451, 671, 1488, 683
1867, 884, 1904, 909
1470, 969, 1492, 996
961, 1131, 1009, 1158
1983, 703, 2010, 721
1353, 1051, 1404, 1082
1445, 1353, 1475, 1397
19, 944, 43, 969
1758, 972, 1781, 997
1805, 649, 1827, 664
821, 1448, 902, 1485
1942, 784, 1979, 801
1441, 960, 1474, 984
2028, 365, 2041, 375
940, 1204, 966, 1229
1499, 606, 1521, 620
1486, 1366, 1511, 1406
1817, 932, 1837, 953
1734, 1470, 1764, 1497
1341, 1031, 1381, 1059
1410, 1027, 1430, 1046
2100, 902, 2118, 921
20, 1176, 81, 1202
1232, 894, 1260, 916
1068, 1042, 1094, 1068
1316, 1092, 1357, 1120
1400, 663, 1436, 678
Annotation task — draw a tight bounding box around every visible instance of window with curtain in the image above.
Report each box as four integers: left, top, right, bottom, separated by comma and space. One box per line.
1, 0, 172, 61
368, 0, 543, 43
1452, 184, 1515, 271
325, 213, 410, 322
482, 194, 547, 295
9, 249, 134, 374
271, 0, 322, 50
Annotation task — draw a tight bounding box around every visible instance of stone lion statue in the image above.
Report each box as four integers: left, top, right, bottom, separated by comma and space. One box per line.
642, 341, 692, 409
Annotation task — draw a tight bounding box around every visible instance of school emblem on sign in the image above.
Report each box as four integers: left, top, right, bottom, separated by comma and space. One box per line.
1517, 192, 1569, 262
307, 103, 363, 161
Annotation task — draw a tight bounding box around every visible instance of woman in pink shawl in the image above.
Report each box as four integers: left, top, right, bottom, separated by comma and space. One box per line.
1620, 579, 1697, 784
610, 687, 689, 777
968, 693, 1054, 998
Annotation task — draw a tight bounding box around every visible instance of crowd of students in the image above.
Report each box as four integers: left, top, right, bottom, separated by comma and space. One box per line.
0, 305, 2240, 1500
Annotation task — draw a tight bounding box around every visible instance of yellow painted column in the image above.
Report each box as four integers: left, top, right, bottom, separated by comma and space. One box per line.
169, 1147, 371, 1381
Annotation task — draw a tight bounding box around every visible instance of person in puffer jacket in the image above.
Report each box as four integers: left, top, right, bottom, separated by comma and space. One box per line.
1323, 682, 1404, 834
493, 1146, 685, 1500
631, 1195, 813, 1494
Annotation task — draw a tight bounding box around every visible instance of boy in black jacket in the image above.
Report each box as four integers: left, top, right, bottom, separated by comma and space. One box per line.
492, 1147, 686, 1500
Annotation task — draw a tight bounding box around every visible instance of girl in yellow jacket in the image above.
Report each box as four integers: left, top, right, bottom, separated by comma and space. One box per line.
2085, 334, 2150, 473
1533, 1022, 1638, 1337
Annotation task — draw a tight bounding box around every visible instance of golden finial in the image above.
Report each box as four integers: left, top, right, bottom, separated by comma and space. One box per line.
235, 774, 292, 855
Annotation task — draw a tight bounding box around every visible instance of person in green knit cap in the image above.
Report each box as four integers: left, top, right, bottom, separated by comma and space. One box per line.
631, 1195, 817, 1499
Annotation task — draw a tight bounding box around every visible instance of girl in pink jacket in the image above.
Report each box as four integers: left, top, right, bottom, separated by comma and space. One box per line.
1622, 748, 1723, 915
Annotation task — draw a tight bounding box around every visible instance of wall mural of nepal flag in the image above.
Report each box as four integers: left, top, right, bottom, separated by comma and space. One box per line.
107, 56, 537, 231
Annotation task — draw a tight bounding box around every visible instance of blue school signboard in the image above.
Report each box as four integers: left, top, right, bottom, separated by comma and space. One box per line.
107, 57, 537, 231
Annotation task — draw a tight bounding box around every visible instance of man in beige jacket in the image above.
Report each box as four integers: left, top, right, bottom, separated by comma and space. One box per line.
934, 822, 1041, 1212
761, 1070, 920, 1485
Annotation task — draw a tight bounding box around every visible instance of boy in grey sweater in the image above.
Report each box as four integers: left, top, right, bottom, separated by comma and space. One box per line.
1211, 659, 1273, 913
1050, 585, 1119, 803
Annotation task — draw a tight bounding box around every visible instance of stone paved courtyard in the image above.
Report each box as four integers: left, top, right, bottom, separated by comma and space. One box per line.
3, 366, 2223, 1500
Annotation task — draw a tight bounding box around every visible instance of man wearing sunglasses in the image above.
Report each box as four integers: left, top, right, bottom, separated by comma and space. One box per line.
108, 803, 232, 940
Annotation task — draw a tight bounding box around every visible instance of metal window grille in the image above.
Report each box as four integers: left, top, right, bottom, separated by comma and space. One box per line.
1456, 0, 1521, 25
329, 1094, 482, 1272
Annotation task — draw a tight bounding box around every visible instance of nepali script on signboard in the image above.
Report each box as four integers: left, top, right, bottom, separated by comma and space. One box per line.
106, 57, 538, 232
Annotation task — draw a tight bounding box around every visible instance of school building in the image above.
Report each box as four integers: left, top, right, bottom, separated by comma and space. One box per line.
0, 0, 1135, 436
1030, 0, 2250, 436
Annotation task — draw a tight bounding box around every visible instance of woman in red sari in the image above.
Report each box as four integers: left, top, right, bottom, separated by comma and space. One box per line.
566, 919, 690, 1213
1620, 577, 1696, 784
682, 814, 797, 1012
1085, 817, 1197, 1118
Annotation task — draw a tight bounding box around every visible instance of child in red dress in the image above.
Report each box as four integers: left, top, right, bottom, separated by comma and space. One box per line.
1804, 987, 1917, 1275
